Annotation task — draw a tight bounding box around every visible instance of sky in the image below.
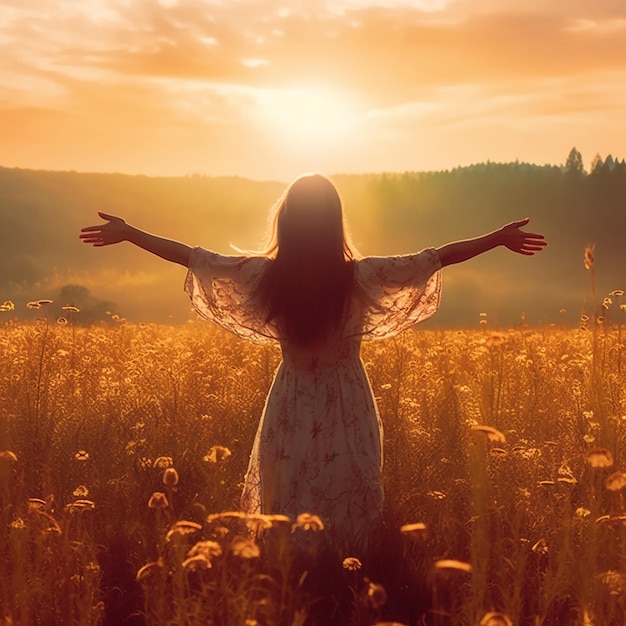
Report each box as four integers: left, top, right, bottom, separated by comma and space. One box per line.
1, 0, 625, 181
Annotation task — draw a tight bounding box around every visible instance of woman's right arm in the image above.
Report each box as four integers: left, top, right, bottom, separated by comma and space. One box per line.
80, 212, 193, 267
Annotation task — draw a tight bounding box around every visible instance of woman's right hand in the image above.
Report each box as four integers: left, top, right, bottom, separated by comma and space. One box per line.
80, 212, 132, 247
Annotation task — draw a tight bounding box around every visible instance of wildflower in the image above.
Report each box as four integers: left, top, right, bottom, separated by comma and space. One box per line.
0, 450, 18, 463
37, 299, 53, 305
147, 492, 169, 509
434, 559, 472, 573
10, 518, 26, 530
586, 448, 614, 468
162, 467, 180, 487
27, 301, 41, 309
610, 290, 625, 297
203, 445, 232, 463
56, 317, 68, 326
479, 612, 513, 626
231, 536, 261, 558
74, 450, 89, 462
62, 305, 80, 313
342, 557, 362, 571
0, 300, 14, 311
367, 582, 388, 609
153, 456, 173, 468
575, 507, 591, 519
188, 540, 222, 563
136, 559, 164, 581
400, 522, 428, 540
606, 472, 626, 491
472, 425, 506, 443
292, 513, 324, 532
166, 520, 202, 541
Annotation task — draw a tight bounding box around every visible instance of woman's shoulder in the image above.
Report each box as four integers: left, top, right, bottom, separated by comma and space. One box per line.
189, 248, 271, 272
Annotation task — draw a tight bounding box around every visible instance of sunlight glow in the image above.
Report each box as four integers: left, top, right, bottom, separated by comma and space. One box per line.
256, 85, 361, 148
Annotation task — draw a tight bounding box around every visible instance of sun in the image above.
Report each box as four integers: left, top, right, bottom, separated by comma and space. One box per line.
255, 84, 361, 150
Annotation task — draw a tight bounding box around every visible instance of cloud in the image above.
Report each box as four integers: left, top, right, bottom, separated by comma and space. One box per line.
0, 0, 625, 177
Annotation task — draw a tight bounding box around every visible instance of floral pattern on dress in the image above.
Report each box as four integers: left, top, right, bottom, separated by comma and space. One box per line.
184, 247, 442, 553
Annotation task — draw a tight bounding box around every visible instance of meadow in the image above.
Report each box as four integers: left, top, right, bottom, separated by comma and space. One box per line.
2, 302, 626, 626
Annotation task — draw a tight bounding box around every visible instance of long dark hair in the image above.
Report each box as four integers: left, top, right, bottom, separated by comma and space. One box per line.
256, 174, 358, 346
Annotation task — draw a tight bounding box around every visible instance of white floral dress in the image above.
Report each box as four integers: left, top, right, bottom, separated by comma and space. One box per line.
184, 248, 442, 553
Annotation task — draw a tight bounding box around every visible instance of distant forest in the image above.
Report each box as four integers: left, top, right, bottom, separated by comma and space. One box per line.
1, 147, 625, 328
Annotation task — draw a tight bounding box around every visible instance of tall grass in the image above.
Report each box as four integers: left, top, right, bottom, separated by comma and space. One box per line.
2, 308, 626, 625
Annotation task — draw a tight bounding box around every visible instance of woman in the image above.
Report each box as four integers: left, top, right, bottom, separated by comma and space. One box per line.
80, 173, 546, 554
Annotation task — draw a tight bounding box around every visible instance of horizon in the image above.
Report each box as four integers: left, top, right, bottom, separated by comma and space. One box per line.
0, 150, 603, 183
1, 1, 625, 181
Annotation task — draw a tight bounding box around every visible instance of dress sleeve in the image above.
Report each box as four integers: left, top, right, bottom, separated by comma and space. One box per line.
184, 247, 279, 344
346, 248, 442, 340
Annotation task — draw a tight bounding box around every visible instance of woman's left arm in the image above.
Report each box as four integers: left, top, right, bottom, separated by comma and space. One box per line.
435, 218, 547, 268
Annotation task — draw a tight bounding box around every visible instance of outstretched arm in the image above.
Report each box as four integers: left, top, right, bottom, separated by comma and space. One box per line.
435, 218, 546, 268
80, 212, 192, 267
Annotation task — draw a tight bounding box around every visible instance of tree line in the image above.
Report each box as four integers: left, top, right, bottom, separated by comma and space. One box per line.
1, 148, 624, 327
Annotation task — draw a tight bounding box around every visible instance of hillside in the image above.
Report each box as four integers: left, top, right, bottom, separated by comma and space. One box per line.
1, 151, 625, 327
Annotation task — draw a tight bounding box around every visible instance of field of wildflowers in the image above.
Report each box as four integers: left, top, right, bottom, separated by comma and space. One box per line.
2, 299, 626, 625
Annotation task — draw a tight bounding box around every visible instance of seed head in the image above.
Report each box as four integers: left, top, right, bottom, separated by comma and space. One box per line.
471, 425, 506, 443
400, 522, 428, 540
231, 536, 261, 559
162, 467, 180, 487
166, 520, 202, 541
148, 492, 169, 509
434, 559, 472, 573
65, 499, 96, 513
606, 471, 626, 491
586, 448, 614, 468
292, 513, 325, 532
479, 612, 513, 626
136, 559, 164, 581
531, 538, 549, 555
0, 450, 18, 464
188, 539, 222, 562
367, 582, 388, 609
203, 445, 232, 463
342, 557, 362, 571
584, 244, 595, 271
182, 554, 212, 571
